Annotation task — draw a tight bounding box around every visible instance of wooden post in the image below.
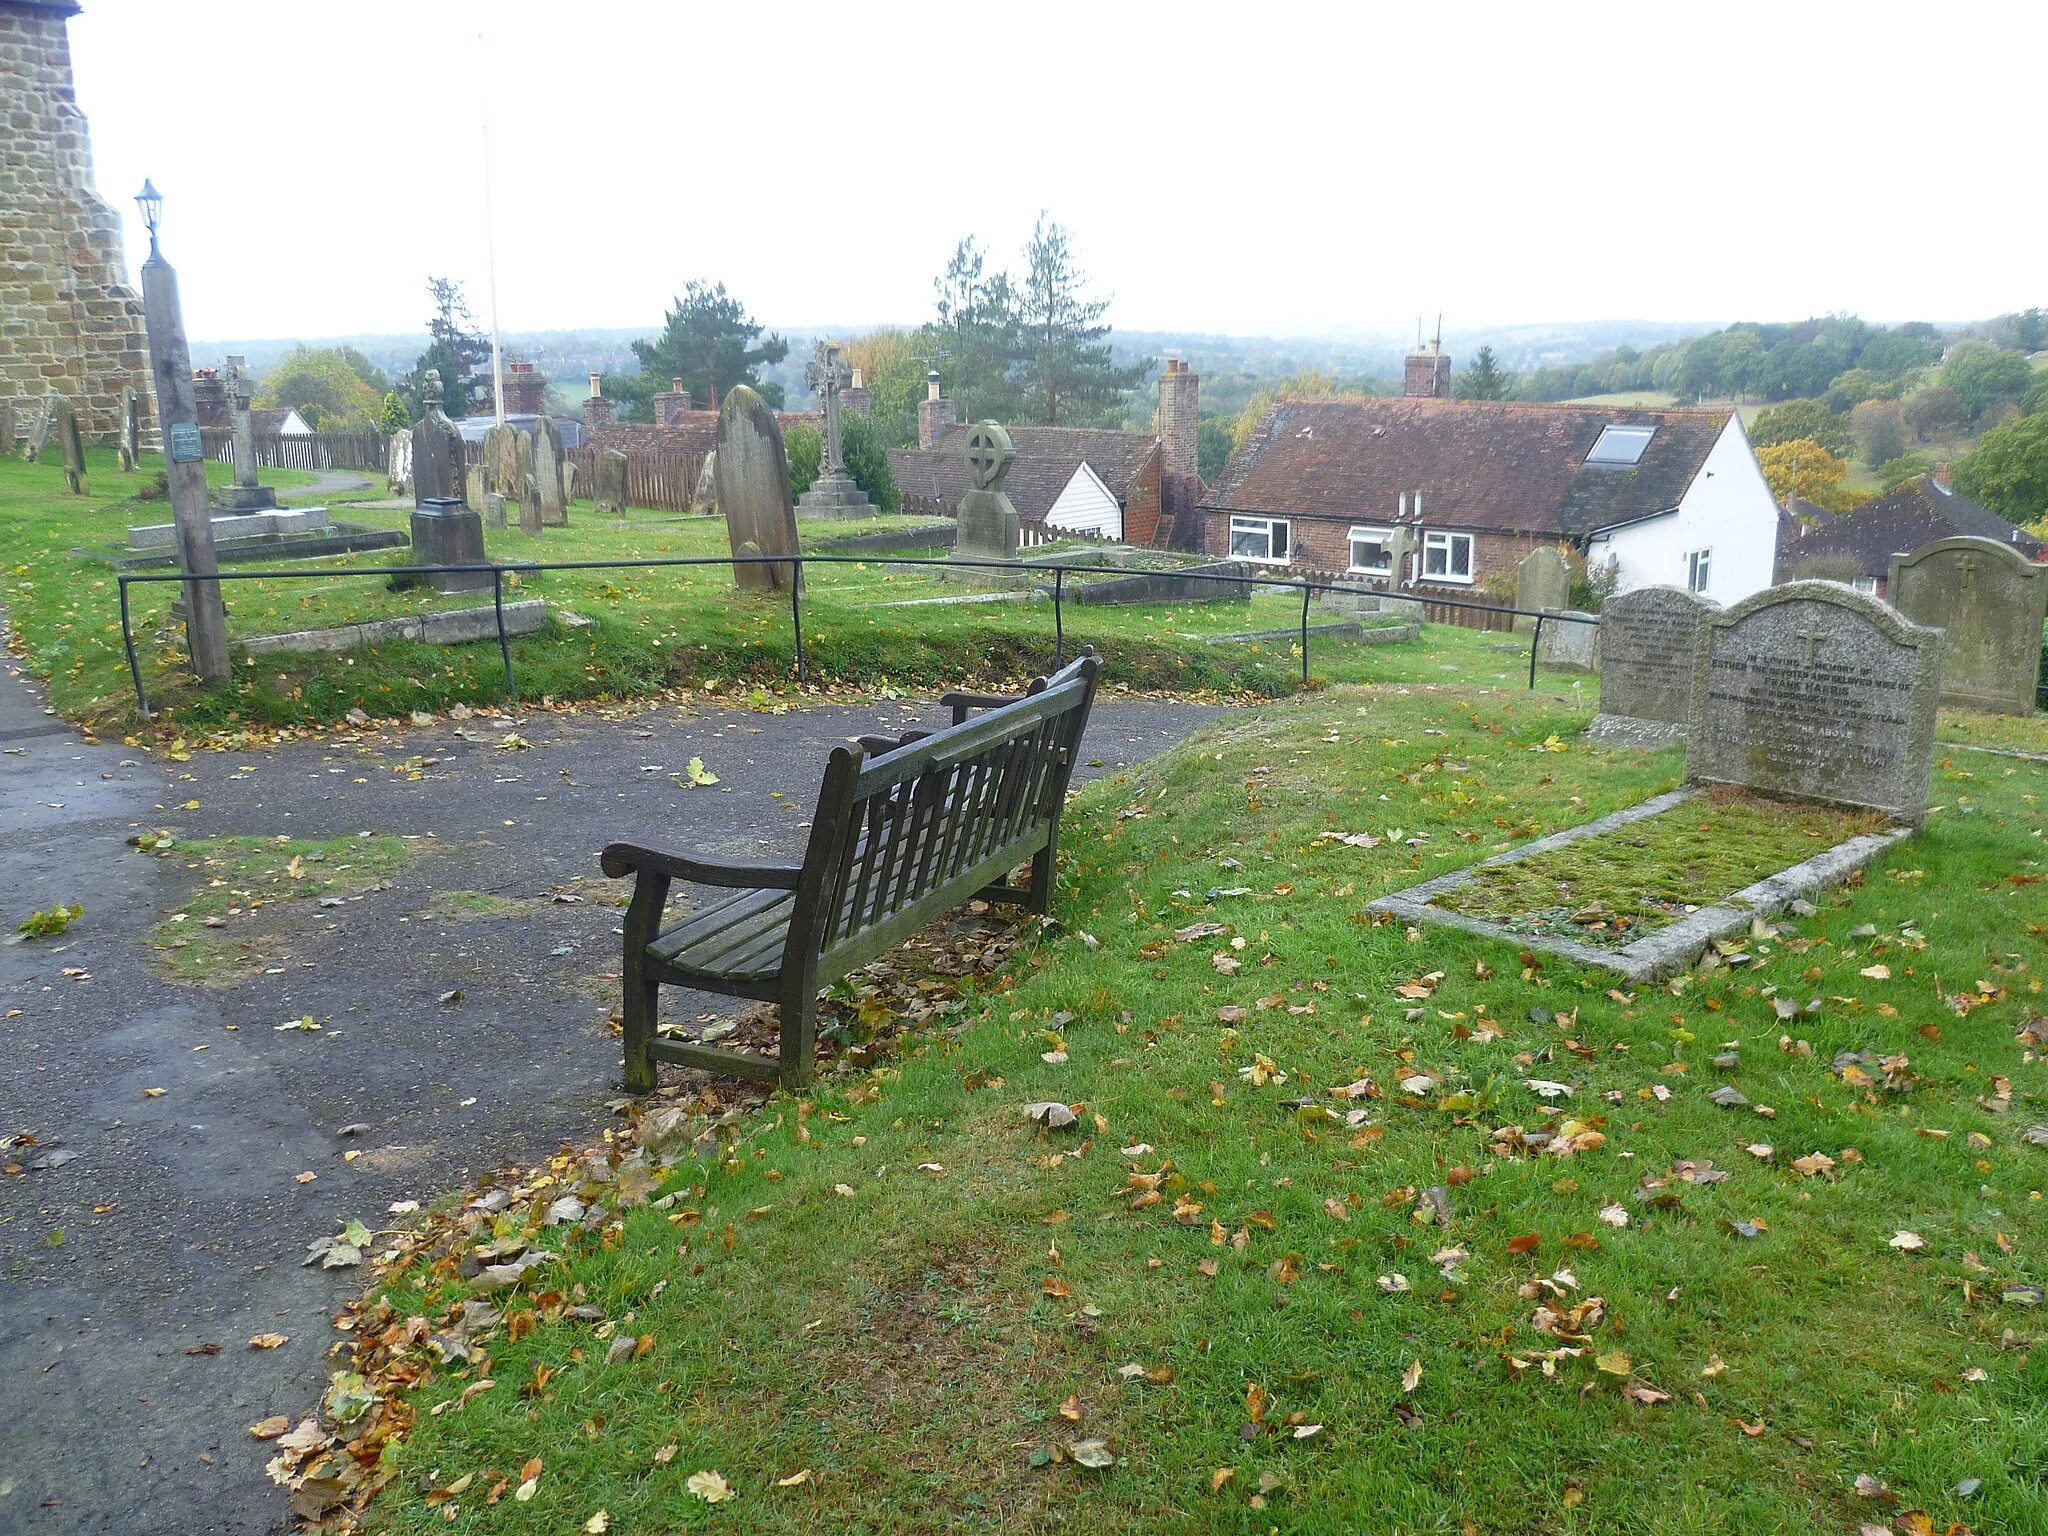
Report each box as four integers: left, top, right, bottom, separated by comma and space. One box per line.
139, 249, 229, 686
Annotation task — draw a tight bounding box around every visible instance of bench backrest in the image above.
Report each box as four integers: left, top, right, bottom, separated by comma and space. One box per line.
792, 653, 1102, 972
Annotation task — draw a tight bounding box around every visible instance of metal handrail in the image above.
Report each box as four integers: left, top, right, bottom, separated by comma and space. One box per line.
114, 554, 1601, 722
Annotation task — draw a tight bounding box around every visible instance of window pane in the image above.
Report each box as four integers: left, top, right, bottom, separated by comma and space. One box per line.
1271, 522, 1288, 558
1586, 425, 1655, 465
1424, 541, 1447, 576
1230, 520, 1270, 560
1451, 536, 1471, 577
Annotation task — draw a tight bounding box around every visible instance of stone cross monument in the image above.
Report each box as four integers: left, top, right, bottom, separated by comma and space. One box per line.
215, 354, 279, 511
794, 339, 874, 517
948, 420, 1021, 582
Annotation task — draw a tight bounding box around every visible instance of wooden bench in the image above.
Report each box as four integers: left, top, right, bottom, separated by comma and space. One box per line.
601, 650, 1103, 1091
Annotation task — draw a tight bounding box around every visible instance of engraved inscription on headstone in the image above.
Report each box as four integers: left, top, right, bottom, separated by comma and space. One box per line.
1587, 585, 1719, 746
1514, 546, 1569, 634
1888, 535, 2045, 717
1685, 581, 1942, 823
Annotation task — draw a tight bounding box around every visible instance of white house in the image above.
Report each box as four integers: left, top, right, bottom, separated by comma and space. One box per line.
1583, 414, 1779, 602
1042, 461, 1124, 540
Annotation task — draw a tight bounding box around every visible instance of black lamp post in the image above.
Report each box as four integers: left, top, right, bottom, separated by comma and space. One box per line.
135, 178, 163, 260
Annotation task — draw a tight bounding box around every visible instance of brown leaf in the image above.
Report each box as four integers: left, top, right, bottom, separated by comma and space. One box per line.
1245, 1382, 1268, 1423
1506, 1233, 1541, 1255
248, 1415, 292, 1440
1209, 1467, 1236, 1493
1042, 1276, 1072, 1299
247, 1333, 288, 1350
1058, 1393, 1081, 1421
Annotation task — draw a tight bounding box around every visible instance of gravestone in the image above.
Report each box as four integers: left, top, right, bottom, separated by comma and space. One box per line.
483, 492, 507, 530
514, 430, 536, 531
465, 462, 486, 510
691, 450, 718, 516
386, 428, 413, 496
948, 421, 1021, 582
118, 386, 139, 472
1587, 585, 1719, 746
794, 339, 874, 517
1888, 535, 2045, 716
1515, 546, 1570, 633
215, 355, 279, 511
1686, 580, 1942, 823
411, 371, 467, 506
22, 396, 52, 462
712, 385, 799, 592
52, 395, 86, 494
519, 473, 543, 537
494, 424, 520, 499
533, 415, 567, 526
1536, 609, 1598, 672
410, 494, 491, 594
593, 448, 628, 517
561, 460, 577, 503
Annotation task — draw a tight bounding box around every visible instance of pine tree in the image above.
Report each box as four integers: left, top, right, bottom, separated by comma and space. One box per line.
1454, 345, 1514, 401
611, 282, 788, 421
1017, 214, 1150, 427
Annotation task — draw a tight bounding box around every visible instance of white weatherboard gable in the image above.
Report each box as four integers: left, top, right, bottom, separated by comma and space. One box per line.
1588, 414, 1777, 604
1043, 461, 1122, 540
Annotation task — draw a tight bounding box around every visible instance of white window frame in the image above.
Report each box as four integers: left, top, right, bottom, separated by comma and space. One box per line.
1685, 547, 1711, 594
1852, 575, 1878, 595
1422, 530, 1475, 585
1347, 525, 1394, 575
1229, 515, 1291, 564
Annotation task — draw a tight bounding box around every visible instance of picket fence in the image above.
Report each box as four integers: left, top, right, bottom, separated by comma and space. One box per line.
201, 429, 389, 473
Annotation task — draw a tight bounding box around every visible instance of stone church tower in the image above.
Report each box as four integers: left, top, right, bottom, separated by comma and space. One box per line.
1, 0, 152, 441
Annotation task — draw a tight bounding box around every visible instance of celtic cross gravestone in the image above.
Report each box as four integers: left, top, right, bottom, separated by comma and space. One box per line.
795, 339, 875, 517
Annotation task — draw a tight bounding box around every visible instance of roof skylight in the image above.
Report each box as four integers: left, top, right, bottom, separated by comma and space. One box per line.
1586, 424, 1655, 465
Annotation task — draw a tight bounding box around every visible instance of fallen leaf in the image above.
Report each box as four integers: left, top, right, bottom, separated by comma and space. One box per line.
1622, 1378, 1672, 1405
248, 1415, 291, 1440
1506, 1233, 1541, 1255
1024, 1101, 1078, 1130
1889, 1230, 1926, 1252
686, 1469, 734, 1503
248, 1333, 288, 1350
1209, 1467, 1236, 1493
583, 1514, 611, 1534
1068, 1437, 1114, 1469
1401, 1358, 1423, 1392
1598, 1204, 1630, 1228
1596, 1349, 1633, 1376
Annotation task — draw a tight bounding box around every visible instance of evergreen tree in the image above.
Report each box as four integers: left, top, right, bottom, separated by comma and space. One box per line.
1453, 345, 1514, 400
608, 282, 787, 421
926, 237, 1025, 425
404, 278, 491, 419
1017, 214, 1149, 427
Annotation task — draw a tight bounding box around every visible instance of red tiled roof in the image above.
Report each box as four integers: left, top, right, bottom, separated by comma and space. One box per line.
1201, 397, 1735, 537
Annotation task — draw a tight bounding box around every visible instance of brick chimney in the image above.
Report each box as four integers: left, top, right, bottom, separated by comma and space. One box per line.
1404, 340, 1451, 399
502, 361, 547, 416
583, 372, 613, 431
917, 370, 955, 449
652, 378, 694, 425
191, 368, 229, 428
842, 366, 872, 419
1157, 355, 1199, 478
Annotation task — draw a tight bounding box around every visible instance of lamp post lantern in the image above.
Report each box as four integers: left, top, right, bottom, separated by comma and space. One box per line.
133, 181, 229, 687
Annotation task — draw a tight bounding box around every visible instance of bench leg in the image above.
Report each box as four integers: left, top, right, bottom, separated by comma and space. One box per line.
1025, 837, 1058, 916
777, 970, 819, 1091
621, 871, 671, 1094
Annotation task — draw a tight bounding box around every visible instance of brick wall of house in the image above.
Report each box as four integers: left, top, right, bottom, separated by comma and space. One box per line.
1120, 450, 1164, 545
0, 1, 153, 442
1199, 510, 1549, 596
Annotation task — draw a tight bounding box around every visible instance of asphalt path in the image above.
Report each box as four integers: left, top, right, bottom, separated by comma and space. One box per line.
0, 648, 1223, 1535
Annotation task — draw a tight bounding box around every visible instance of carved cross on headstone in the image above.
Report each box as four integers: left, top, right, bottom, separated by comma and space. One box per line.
804, 340, 853, 474
224, 353, 258, 490
1798, 625, 1829, 664
1957, 553, 1976, 589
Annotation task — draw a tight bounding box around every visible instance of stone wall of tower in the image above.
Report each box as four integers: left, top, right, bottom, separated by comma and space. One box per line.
0, 0, 154, 442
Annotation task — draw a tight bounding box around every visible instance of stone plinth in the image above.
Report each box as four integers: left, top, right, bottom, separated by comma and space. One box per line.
1887, 535, 2045, 716
214, 482, 282, 512
410, 497, 492, 594
1587, 585, 1718, 747
1686, 581, 1942, 823
796, 467, 874, 518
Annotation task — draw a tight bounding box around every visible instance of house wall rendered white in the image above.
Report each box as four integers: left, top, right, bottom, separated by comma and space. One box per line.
1588, 415, 1777, 604
1043, 461, 1123, 539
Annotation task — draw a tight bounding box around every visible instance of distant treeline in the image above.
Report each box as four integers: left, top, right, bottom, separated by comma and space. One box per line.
1517, 311, 2045, 404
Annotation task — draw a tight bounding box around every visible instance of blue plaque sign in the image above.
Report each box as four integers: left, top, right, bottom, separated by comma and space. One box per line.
168, 421, 202, 462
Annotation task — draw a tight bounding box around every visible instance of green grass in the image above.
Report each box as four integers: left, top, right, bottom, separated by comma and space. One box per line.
141, 831, 418, 984
1937, 711, 2048, 757
0, 449, 1588, 737
1565, 391, 1681, 409
319, 686, 2048, 1534
1433, 788, 1888, 947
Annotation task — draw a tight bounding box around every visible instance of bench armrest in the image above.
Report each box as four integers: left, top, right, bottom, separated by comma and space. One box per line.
939, 688, 1028, 725
600, 842, 802, 888
857, 729, 934, 757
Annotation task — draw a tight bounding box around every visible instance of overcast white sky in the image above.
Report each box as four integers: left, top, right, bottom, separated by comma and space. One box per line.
68, 0, 2045, 345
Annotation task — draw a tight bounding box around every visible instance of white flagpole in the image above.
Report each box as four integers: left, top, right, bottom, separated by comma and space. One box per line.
480, 29, 505, 427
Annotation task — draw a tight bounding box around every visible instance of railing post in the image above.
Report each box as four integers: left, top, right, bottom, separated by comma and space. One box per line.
791, 557, 806, 684
1528, 613, 1543, 690
494, 565, 516, 703
119, 576, 150, 722
1054, 567, 1065, 668
1300, 580, 1312, 686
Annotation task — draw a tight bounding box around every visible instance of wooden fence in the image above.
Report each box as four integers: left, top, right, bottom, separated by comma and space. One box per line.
201, 429, 390, 473
563, 445, 706, 513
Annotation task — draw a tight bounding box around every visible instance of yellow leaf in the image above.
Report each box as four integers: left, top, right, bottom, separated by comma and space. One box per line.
687, 1469, 735, 1503
775, 1468, 813, 1487
1595, 1349, 1632, 1376
582, 1513, 610, 1533
1209, 1467, 1236, 1493
1401, 1358, 1423, 1393
248, 1333, 288, 1350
